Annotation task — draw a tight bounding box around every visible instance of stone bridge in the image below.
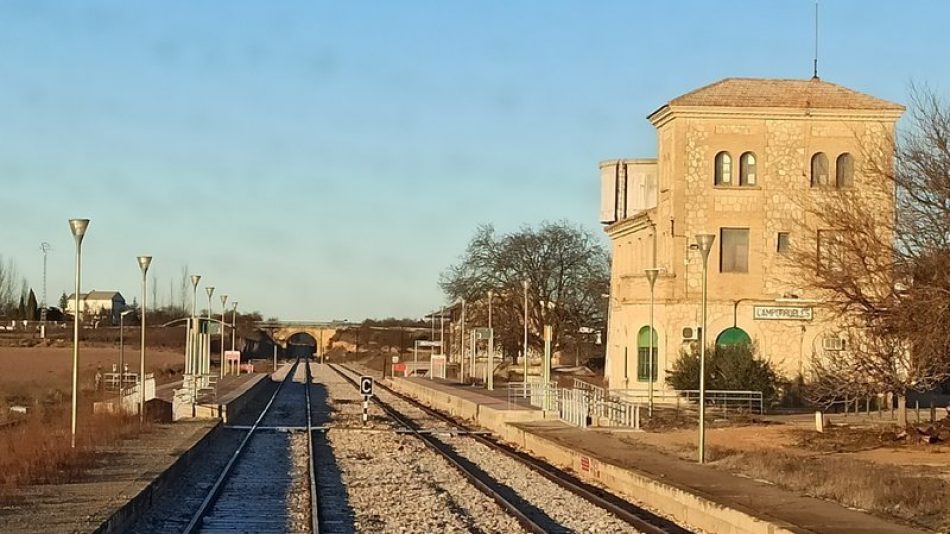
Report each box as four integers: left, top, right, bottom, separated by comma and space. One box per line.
255, 321, 352, 352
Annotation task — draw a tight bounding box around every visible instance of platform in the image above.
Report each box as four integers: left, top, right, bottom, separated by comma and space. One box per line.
395, 376, 555, 429
385, 375, 926, 534
170, 372, 269, 422
0, 421, 218, 534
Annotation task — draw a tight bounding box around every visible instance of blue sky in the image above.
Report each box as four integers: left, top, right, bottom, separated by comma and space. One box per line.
0, 1, 945, 320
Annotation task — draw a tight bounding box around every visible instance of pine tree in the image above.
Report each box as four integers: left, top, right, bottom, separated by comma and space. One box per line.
59, 292, 68, 310
16, 295, 25, 320
26, 289, 38, 321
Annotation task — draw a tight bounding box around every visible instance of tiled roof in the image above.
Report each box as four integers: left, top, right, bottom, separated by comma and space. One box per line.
662, 77, 903, 111
86, 290, 122, 300
67, 291, 123, 300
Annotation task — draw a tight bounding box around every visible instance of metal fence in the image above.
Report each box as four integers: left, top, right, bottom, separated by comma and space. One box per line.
507, 381, 558, 411
573, 381, 640, 428
611, 388, 764, 415
558, 388, 589, 428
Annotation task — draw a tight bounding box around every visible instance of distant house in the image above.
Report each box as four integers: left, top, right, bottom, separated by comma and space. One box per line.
65, 290, 126, 325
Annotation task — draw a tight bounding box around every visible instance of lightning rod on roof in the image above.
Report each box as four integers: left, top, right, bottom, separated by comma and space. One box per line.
812, 0, 820, 80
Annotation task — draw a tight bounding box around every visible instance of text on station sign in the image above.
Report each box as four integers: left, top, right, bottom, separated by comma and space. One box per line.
753, 306, 813, 321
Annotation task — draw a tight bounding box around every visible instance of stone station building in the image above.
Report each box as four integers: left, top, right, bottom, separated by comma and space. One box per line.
600, 77, 903, 393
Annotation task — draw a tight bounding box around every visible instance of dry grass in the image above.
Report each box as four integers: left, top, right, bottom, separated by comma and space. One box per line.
707, 445, 950, 531
0, 403, 147, 503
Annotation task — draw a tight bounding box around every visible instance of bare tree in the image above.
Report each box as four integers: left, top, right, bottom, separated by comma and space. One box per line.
440, 221, 609, 360
0, 256, 29, 319
177, 264, 190, 315
789, 86, 950, 423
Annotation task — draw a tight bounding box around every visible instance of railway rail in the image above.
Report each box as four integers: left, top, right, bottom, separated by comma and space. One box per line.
183, 359, 318, 534
329, 363, 691, 534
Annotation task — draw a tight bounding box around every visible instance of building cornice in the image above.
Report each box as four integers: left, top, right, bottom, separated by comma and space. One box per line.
599, 158, 658, 168
604, 210, 655, 239
648, 104, 903, 128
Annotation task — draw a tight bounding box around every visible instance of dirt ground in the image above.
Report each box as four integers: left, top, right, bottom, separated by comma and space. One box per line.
0, 346, 184, 405
632, 417, 950, 468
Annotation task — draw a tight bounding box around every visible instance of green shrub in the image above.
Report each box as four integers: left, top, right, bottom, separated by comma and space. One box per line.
666, 343, 781, 404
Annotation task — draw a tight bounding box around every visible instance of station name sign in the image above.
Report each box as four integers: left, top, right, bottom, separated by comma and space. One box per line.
753, 305, 813, 321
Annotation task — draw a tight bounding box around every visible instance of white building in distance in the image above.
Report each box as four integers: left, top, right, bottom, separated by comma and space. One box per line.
65, 290, 127, 325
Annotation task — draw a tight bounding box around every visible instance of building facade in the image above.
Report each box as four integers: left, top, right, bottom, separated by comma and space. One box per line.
65, 290, 126, 325
600, 78, 903, 392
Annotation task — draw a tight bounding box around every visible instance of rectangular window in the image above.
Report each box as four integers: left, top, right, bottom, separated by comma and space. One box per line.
637, 348, 658, 382
777, 232, 791, 254
720, 228, 749, 273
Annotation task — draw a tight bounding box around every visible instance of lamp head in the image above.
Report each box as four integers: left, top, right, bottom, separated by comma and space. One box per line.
190, 275, 201, 288
206, 286, 215, 298
68, 219, 90, 243
644, 267, 661, 287
695, 233, 716, 261
221, 294, 228, 306
233, 301, 238, 310
137, 256, 152, 273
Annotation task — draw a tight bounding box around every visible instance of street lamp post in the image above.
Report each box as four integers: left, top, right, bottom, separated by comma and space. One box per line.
205, 286, 214, 379
459, 299, 466, 383
522, 280, 529, 397
219, 294, 228, 379
189, 275, 201, 378
188, 275, 200, 407
695, 233, 716, 464
644, 268, 661, 418
136, 256, 151, 422
231, 301, 238, 351
487, 290, 494, 391
68, 218, 89, 448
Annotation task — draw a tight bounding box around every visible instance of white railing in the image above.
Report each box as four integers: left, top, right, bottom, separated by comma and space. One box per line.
599, 398, 640, 428
506, 381, 557, 411
611, 389, 764, 415
507, 381, 640, 430
572, 379, 640, 428
558, 388, 589, 428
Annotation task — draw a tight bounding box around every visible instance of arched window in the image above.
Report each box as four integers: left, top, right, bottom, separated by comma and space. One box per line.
636, 326, 658, 382
715, 327, 751, 348
714, 152, 732, 186
811, 152, 829, 187
836, 153, 854, 188
739, 152, 757, 186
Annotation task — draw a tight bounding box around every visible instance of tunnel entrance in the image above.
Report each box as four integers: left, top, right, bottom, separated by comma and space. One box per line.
286, 332, 318, 359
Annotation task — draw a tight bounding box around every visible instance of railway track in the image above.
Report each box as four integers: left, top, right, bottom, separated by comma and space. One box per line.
330, 363, 691, 534
183, 359, 318, 534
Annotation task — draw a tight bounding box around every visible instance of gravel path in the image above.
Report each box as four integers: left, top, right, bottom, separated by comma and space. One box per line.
330, 364, 643, 533
311, 363, 528, 534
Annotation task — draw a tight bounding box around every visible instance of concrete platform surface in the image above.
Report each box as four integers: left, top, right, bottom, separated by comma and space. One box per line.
0, 421, 216, 534
390, 375, 926, 534
404, 376, 539, 410
516, 420, 924, 534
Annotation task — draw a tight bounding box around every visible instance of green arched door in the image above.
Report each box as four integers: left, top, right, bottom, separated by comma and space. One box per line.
637, 326, 658, 382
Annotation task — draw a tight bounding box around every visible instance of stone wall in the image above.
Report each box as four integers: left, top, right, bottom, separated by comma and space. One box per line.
604, 107, 899, 391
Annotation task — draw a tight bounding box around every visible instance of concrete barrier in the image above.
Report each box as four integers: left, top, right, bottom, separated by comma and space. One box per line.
212, 374, 269, 423
386, 377, 804, 534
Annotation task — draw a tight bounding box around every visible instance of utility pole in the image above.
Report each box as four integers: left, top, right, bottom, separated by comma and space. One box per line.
40, 242, 51, 308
